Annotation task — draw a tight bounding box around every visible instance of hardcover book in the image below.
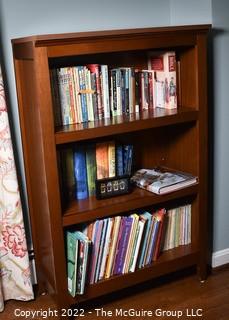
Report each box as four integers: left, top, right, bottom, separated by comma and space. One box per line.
131, 167, 197, 195
74, 146, 88, 200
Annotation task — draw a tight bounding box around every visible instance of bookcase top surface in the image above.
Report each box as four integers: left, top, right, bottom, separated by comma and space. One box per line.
11, 24, 211, 46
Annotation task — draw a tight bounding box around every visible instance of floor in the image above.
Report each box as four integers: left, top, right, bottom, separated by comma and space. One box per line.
1, 266, 229, 320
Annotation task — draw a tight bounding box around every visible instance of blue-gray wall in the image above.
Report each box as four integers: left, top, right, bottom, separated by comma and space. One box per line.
3, 1, 228, 254
212, 0, 229, 252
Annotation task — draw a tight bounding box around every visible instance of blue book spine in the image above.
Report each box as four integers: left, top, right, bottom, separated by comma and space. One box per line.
116, 145, 124, 176
74, 146, 88, 200
146, 219, 160, 265
126, 144, 133, 175
123, 145, 133, 175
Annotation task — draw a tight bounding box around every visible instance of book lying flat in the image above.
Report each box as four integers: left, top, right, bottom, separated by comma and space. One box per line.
131, 167, 197, 195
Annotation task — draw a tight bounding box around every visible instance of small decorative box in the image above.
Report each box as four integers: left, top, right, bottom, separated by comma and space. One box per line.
95, 175, 132, 199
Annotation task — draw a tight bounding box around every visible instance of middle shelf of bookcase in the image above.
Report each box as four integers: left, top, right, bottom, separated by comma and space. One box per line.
55, 107, 198, 144
62, 184, 198, 226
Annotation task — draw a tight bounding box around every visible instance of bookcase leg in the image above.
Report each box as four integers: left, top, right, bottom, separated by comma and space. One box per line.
197, 261, 208, 282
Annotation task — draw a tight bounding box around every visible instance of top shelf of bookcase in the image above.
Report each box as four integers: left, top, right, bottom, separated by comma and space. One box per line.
55, 107, 198, 144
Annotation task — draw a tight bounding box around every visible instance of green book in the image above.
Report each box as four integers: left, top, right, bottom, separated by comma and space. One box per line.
86, 144, 96, 196
61, 148, 75, 201
66, 231, 78, 297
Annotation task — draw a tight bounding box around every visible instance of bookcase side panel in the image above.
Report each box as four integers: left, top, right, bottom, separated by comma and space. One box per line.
13, 57, 56, 293
196, 33, 209, 280
32, 46, 70, 305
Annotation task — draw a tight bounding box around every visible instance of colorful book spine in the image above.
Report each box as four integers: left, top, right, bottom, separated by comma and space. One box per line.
89, 220, 103, 284
78, 66, 88, 122
57, 67, 71, 125
138, 211, 152, 268
113, 216, 133, 275
99, 217, 114, 280
129, 219, 145, 272
105, 216, 121, 279
94, 219, 108, 283
87, 64, 103, 120
96, 142, 109, 179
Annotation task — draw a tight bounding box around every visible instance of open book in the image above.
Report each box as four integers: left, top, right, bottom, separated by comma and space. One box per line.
131, 167, 197, 195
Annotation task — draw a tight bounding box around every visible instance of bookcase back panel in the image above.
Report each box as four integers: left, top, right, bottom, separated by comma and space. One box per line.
114, 123, 198, 176
46, 32, 196, 58
49, 51, 148, 71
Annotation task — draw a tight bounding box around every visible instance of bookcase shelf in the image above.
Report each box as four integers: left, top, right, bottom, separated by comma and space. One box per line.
68, 244, 197, 304
62, 184, 199, 227
12, 24, 210, 312
55, 108, 198, 144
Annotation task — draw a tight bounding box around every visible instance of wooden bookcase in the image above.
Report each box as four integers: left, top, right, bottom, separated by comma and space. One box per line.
12, 25, 210, 310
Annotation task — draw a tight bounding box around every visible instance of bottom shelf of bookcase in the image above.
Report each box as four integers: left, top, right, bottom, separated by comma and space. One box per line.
67, 244, 198, 305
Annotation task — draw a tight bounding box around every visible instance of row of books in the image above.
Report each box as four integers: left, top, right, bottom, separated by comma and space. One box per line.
51, 51, 177, 126
66, 204, 191, 296
59, 141, 133, 200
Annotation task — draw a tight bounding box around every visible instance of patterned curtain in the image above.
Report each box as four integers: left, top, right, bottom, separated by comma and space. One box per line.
0, 65, 34, 311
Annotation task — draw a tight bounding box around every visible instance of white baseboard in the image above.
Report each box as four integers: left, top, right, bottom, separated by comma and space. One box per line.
212, 248, 229, 268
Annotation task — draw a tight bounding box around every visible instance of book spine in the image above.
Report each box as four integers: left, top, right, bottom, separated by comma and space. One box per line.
101, 65, 110, 119
84, 67, 94, 122
76, 239, 84, 294
94, 219, 108, 283
116, 69, 122, 116
60, 148, 75, 201
96, 142, 109, 179
67, 67, 78, 124
108, 141, 116, 178
90, 72, 99, 120
73, 66, 82, 123
89, 220, 103, 284
116, 144, 123, 177
113, 217, 133, 275
129, 220, 145, 272
50, 68, 62, 126
78, 66, 88, 122
66, 232, 78, 297
74, 146, 88, 200
86, 144, 96, 196
123, 214, 139, 274
57, 67, 71, 125
105, 216, 121, 279
99, 218, 114, 280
